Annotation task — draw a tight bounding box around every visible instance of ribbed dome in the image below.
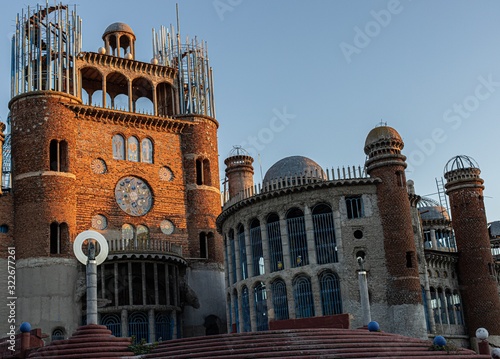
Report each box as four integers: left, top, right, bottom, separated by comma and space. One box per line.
263, 156, 325, 183
418, 206, 450, 221
364, 125, 403, 150
444, 155, 479, 174
103, 22, 134, 37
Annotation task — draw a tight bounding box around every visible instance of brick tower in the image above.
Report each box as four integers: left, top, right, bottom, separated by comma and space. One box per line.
364, 125, 427, 339
4, 3, 225, 341
224, 146, 254, 200
444, 155, 500, 343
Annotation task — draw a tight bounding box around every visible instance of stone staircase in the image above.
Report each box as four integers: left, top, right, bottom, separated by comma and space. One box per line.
27, 324, 134, 359
145, 328, 489, 359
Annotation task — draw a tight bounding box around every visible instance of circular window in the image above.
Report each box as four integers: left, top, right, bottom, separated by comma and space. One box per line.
91, 158, 107, 174
160, 219, 175, 235
353, 230, 363, 239
159, 166, 174, 181
115, 177, 153, 216
91, 215, 108, 230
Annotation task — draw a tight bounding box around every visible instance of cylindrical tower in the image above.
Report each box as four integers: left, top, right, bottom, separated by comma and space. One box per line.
9, 3, 82, 338
364, 125, 427, 339
224, 146, 254, 199
444, 155, 500, 342
181, 114, 226, 337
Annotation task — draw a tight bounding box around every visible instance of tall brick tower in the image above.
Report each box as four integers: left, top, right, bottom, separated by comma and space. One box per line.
364, 126, 427, 339
4, 3, 225, 341
444, 155, 500, 343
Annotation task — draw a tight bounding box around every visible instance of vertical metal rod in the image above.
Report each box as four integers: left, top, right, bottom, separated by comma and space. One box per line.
27, 6, 32, 92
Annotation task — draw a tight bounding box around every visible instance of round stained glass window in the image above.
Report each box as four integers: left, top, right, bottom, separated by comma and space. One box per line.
115, 176, 153, 216
91, 214, 108, 230
91, 158, 107, 174
160, 220, 175, 235
159, 166, 174, 181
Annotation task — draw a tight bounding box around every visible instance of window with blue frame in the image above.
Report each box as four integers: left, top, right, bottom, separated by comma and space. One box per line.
233, 290, 240, 333
293, 275, 314, 318
267, 213, 284, 272
312, 204, 338, 264
128, 311, 149, 344
238, 224, 248, 280
254, 282, 268, 331
319, 271, 342, 315
271, 279, 289, 320
286, 208, 308, 268
250, 219, 265, 276
241, 286, 251, 332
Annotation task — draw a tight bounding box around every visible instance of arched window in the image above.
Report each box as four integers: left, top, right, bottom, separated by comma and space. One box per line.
430, 287, 439, 324
345, 195, 364, 219
229, 229, 237, 284
127, 136, 139, 162
203, 159, 211, 186
195, 158, 211, 185
238, 224, 248, 280
207, 232, 214, 260
141, 138, 153, 163
250, 219, 265, 276
51, 327, 65, 341
50, 222, 68, 255
196, 159, 203, 185
101, 313, 121, 337
319, 271, 342, 315
232, 290, 240, 333
241, 286, 251, 332
200, 232, 208, 258
128, 312, 149, 344
286, 208, 308, 267
112, 134, 125, 160
445, 289, 455, 324
312, 204, 338, 264
271, 279, 289, 320
227, 294, 232, 333
254, 282, 268, 331
137, 225, 149, 248
266, 213, 283, 272
452, 291, 464, 325
155, 312, 172, 341
122, 224, 134, 249
293, 275, 314, 319
438, 288, 448, 324
50, 140, 68, 172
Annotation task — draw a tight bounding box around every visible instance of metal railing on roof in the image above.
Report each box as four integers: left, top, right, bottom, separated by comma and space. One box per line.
222, 165, 368, 208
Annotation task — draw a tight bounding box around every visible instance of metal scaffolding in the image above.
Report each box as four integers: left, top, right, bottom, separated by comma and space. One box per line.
11, 1, 82, 98
152, 6, 216, 118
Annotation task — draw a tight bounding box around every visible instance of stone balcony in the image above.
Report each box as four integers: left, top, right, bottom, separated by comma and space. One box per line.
107, 238, 183, 258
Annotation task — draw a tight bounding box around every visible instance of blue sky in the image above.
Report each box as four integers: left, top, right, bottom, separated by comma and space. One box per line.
1, 0, 500, 221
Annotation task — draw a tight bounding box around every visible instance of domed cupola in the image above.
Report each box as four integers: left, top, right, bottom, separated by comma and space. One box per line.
364, 125, 406, 173
263, 156, 325, 184
443, 155, 482, 190
364, 125, 404, 158
102, 22, 136, 59
417, 197, 450, 221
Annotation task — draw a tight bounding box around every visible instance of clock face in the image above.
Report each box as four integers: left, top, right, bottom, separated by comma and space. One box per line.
115, 176, 152, 216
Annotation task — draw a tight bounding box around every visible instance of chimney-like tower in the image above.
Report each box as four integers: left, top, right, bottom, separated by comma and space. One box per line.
444, 155, 500, 342
364, 125, 427, 339
224, 146, 254, 199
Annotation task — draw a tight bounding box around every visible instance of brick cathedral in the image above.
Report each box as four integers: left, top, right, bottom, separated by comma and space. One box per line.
0, 4, 225, 342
